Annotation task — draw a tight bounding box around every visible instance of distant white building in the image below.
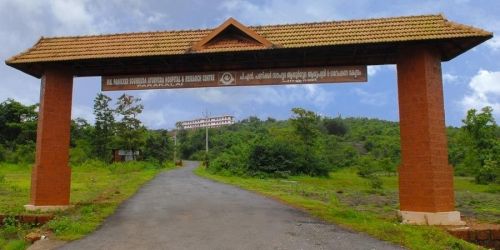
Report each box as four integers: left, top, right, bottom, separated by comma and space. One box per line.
177, 115, 235, 129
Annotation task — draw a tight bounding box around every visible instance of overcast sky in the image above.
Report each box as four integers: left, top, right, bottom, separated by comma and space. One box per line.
1, 0, 499, 129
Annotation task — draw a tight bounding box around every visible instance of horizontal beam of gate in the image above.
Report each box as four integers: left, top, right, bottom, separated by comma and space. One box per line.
101, 65, 367, 91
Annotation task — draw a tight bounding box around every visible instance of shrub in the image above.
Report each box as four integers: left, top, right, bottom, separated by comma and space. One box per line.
475, 159, 499, 184
2, 216, 18, 227
190, 151, 207, 161
322, 117, 347, 136
209, 151, 248, 176
248, 138, 328, 176
70, 139, 93, 166
356, 155, 380, 178
369, 176, 383, 190
4, 143, 35, 164
323, 140, 360, 169
70, 147, 88, 166
248, 139, 300, 175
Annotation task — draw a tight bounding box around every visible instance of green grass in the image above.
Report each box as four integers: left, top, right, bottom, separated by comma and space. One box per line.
195, 166, 497, 250
0, 161, 176, 249
284, 169, 500, 224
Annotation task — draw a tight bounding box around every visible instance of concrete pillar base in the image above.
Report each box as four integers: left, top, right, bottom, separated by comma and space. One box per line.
24, 204, 73, 212
398, 210, 465, 225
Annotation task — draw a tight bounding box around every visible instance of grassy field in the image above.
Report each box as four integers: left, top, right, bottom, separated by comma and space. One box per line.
195, 166, 500, 250
0, 161, 174, 250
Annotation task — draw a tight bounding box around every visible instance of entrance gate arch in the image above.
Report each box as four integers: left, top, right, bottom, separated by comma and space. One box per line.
6, 14, 492, 225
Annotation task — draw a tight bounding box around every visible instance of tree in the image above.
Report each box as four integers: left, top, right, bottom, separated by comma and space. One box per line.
459, 107, 500, 184
0, 99, 38, 164
142, 130, 173, 164
178, 128, 205, 160
93, 93, 115, 161
115, 94, 146, 159
322, 116, 347, 136
0, 99, 38, 147
289, 108, 328, 175
290, 108, 320, 146
70, 118, 93, 147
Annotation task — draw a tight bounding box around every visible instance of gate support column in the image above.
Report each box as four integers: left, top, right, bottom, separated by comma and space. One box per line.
25, 69, 73, 211
396, 46, 463, 225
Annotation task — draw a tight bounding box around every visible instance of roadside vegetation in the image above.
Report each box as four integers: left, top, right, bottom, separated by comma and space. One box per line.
180, 107, 499, 186
185, 107, 498, 249
0, 95, 176, 249
0, 161, 174, 249
0, 93, 498, 249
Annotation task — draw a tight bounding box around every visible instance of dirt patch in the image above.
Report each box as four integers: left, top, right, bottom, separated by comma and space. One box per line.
27, 238, 66, 250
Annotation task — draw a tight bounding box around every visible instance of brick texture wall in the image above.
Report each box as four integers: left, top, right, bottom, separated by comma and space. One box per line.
30, 69, 73, 206
397, 46, 455, 212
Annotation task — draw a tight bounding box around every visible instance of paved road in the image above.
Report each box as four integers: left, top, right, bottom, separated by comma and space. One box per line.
60, 161, 403, 250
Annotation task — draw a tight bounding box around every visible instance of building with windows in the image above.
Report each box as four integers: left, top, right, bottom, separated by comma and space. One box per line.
177, 115, 235, 129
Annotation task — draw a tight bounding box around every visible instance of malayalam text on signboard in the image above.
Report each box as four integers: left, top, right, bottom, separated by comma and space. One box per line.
101, 65, 367, 91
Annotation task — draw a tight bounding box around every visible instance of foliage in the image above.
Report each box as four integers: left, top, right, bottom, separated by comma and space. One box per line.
0, 99, 38, 165
322, 116, 348, 136
93, 93, 115, 161
356, 155, 381, 178
114, 94, 146, 160
178, 128, 205, 160
70, 139, 93, 166
1, 93, 498, 184
456, 107, 500, 184
369, 176, 383, 190
3, 142, 35, 164
0, 99, 38, 146
476, 158, 499, 184
2, 240, 26, 250
196, 108, 329, 177
209, 149, 249, 176
248, 137, 303, 177
142, 129, 173, 164
290, 107, 320, 147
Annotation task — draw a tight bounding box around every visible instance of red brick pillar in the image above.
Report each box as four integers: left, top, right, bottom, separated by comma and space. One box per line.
26, 69, 73, 210
396, 46, 463, 225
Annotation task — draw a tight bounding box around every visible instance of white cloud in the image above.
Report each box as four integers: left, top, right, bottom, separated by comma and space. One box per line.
136, 90, 159, 102
460, 69, 500, 115
443, 73, 460, 84
367, 65, 395, 77
140, 109, 167, 128
49, 0, 95, 34
193, 84, 334, 109
139, 107, 197, 129
146, 12, 167, 24
486, 37, 500, 52
218, 0, 344, 25
72, 105, 94, 122
353, 88, 388, 106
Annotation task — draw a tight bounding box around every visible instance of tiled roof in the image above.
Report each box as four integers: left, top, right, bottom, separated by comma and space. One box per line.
6, 14, 492, 64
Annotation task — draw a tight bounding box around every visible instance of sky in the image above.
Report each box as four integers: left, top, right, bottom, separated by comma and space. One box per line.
0, 0, 499, 129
